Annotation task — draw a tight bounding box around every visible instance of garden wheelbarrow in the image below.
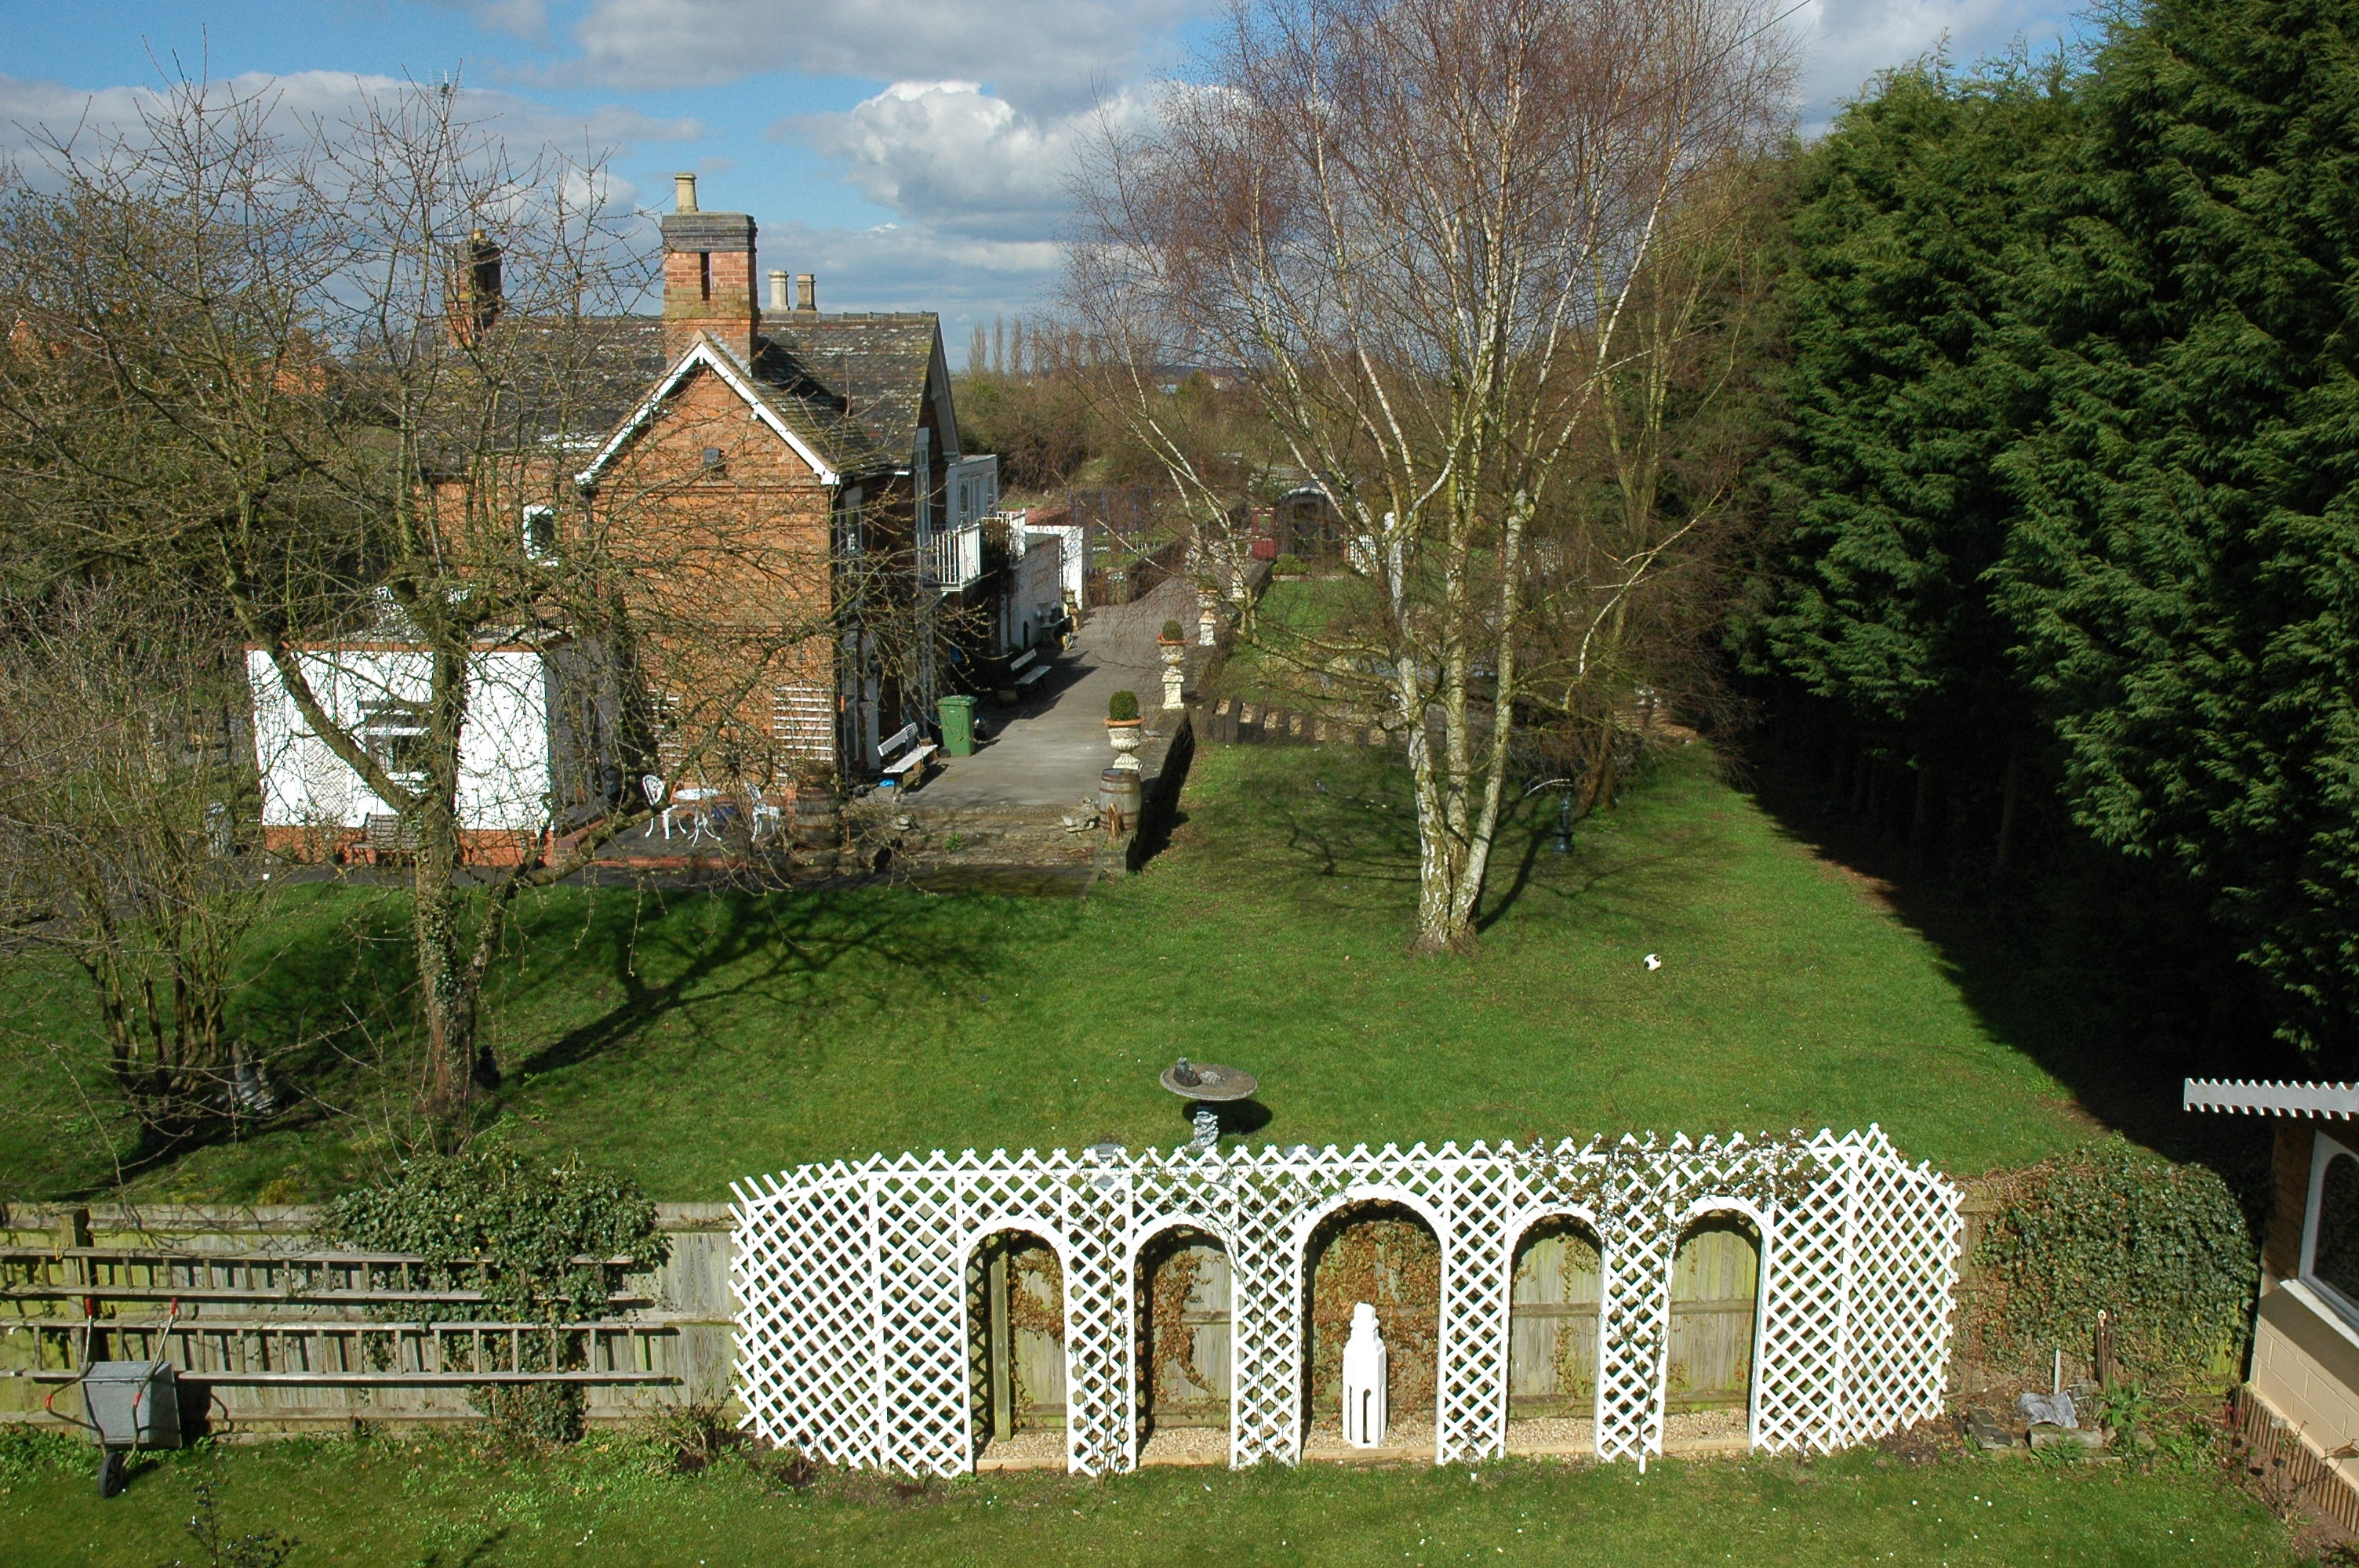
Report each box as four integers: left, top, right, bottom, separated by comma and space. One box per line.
50, 1358, 181, 1497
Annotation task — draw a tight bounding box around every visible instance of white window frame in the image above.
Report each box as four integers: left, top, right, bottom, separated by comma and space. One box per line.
913, 429, 932, 539
358, 696, 433, 791
2301, 1128, 2359, 1329
522, 503, 557, 561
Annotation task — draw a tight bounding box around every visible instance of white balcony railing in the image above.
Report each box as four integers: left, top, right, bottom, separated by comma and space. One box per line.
918, 521, 985, 593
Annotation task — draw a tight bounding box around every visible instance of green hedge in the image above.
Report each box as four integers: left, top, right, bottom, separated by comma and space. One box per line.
1972, 1138, 2254, 1382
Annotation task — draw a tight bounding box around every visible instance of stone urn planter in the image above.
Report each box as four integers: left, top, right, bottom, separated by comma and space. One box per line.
1106, 689, 1145, 773
1158, 620, 1187, 710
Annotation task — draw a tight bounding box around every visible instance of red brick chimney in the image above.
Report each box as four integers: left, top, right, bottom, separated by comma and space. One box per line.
660, 173, 760, 363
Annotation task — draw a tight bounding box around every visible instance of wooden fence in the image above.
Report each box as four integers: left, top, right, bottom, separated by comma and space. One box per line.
0, 1202, 732, 1436
2, 1182, 2007, 1445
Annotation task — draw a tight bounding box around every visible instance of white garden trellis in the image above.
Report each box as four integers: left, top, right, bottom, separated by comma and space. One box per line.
730, 1127, 1960, 1475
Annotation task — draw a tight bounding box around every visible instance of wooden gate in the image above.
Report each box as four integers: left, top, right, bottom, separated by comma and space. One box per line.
1665, 1216, 1760, 1412
1138, 1232, 1230, 1428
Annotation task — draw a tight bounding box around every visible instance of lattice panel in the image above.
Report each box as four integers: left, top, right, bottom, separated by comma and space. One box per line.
731, 1127, 1959, 1475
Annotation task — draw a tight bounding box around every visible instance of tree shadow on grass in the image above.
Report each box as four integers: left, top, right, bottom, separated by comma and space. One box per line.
1190, 742, 1736, 941
1194, 745, 1423, 914
499, 884, 1029, 1084
1476, 775, 1736, 936
1738, 751, 2296, 1183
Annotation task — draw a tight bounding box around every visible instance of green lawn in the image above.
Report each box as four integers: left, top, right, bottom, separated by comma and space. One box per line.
0, 1428, 2298, 1567
0, 742, 2107, 1203
1214, 575, 1372, 703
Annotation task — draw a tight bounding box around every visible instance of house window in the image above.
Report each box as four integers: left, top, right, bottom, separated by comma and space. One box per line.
522, 503, 556, 560
914, 429, 932, 538
701, 447, 725, 476
2303, 1131, 2359, 1322
358, 697, 431, 786
837, 485, 865, 557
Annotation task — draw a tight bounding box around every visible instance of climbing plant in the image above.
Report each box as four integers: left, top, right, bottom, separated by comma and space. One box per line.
1144, 1234, 1216, 1405
1307, 1204, 1441, 1414
325, 1144, 667, 1443
1971, 1138, 2253, 1383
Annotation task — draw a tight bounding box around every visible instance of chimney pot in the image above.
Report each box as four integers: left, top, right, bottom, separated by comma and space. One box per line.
674, 172, 699, 212
769, 269, 790, 310
796, 273, 816, 313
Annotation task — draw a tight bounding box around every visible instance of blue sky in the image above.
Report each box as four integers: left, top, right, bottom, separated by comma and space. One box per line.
0, 0, 2074, 362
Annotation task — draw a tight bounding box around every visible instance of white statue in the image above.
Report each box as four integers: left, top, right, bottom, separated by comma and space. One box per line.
1340, 1301, 1388, 1449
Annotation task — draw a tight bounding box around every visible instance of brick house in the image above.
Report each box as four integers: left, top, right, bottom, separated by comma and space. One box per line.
249, 174, 1000, 857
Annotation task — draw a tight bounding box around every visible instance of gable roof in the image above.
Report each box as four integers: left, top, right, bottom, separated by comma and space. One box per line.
571, 311, 945, 488
757, 314, 945, 463
577, 335, 856, 487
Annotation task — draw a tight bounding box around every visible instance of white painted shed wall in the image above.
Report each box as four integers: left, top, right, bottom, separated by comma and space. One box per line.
247, 648, 554, 833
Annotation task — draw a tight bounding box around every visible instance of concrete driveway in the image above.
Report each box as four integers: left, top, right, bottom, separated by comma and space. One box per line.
911, 578, 1191, 811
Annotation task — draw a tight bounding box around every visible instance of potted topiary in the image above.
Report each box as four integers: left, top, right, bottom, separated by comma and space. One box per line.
1158, 619, 1187, 668
1106, 688, 1145, 771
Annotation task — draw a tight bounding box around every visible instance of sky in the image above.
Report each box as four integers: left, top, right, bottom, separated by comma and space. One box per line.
0, 0, 2076, 365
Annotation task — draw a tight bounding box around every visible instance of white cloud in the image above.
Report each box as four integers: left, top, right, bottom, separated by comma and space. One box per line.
0, 70, 700, 173
786, 80, 1150, 243
558, 0, 1197, 113
1793, 0, 2072, 126
762, 216, 1063, 361
413, 0, 554, 42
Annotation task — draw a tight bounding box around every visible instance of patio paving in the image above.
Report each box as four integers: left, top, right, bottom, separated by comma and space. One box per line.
906, 576, 1193, 813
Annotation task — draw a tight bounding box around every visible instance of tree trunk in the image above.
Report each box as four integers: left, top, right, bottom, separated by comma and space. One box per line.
1909, 762, 1936, 875
413, 846, 478, 1147
1994, 736, 2025, 877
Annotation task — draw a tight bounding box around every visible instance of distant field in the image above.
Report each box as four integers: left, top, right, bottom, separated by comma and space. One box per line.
0, 739, 2111, 1204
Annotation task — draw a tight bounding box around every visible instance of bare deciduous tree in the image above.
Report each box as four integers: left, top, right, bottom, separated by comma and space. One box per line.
0, 586, 271, 1152
0, 75, 839, 1148
1073, 0, 1789, 950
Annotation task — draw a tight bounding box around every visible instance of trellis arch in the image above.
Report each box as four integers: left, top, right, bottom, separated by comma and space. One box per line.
1503, 1205, 1614, 1445
1124, 1210, 1239, 1468
732, 1128, 1961, 1475
1657, 1200, 1774, 1450
1294, 1188, 1455, 1447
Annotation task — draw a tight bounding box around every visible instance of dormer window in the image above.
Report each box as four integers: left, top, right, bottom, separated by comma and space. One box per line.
522, 503, 557, 560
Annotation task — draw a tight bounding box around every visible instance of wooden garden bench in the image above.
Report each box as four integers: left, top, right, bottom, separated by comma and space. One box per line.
1010, 647, 1052, 692
363, 812, 420, 865
878, 723, 937, 789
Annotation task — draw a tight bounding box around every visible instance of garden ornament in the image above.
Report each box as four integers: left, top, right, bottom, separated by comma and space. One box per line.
1160, 1058, 1257, 1152
1341, 1303, 1388, 1449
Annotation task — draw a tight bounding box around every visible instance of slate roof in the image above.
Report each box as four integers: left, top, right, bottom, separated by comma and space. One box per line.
751, 314, 941, 475
474, 308, 940, 481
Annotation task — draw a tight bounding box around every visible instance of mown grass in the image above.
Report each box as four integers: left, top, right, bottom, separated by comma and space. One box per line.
1214, 575, 1373, 704
0, 1426, 2298, 1568
0, 741, 2101, 1203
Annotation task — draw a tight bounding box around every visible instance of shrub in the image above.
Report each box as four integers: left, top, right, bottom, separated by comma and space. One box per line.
1273, 552, 1308, 575
1972, 1138, 2254, 1383
1161, 618, 1185, 642
1107, 690, 1140, 722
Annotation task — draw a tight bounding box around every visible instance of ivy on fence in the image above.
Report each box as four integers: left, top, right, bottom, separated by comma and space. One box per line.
325, 1144, 667, 1443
